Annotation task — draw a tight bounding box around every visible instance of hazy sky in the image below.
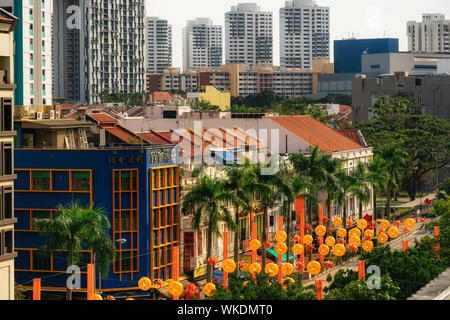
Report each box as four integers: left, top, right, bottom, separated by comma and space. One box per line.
146, 0, 449, 68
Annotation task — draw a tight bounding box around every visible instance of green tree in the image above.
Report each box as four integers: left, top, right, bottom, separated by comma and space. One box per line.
436, 177, 450, 200
181, 174, 238, 282
33, 201, 115, 300
350, 162, 372, 220
367, 155, 389, 222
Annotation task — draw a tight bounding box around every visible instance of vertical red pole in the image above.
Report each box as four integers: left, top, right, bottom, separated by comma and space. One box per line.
403, 240, 409, 252
434, 227, 440, 237
251, 222, 257, 280
315, 280, 323, 300
358, 261, 365, 281
87, 263, 95, 300
318, 204, 324, 264
172, 246, 179, 300
278, 216, 283, 283
223, 231, 229, 289
296, 197, 305, 271
33, 278, 41, 301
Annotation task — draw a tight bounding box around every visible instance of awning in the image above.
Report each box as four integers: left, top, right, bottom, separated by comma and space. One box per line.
267, 248, 295, 262
213, 270, 245, 282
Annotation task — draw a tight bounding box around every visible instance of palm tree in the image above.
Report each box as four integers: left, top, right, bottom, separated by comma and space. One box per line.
367, 155, 389, 222
350, 162, 372, 220
322, 155, 343, 224
33, 201, 115, 300
335, 169, 357, 224
181, 174, 238, 283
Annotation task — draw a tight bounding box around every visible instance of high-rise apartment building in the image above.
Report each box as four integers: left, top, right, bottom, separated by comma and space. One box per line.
0, 0, 53, 107
182, 18, 222, 72
146, 17, 172, 74
0, 7, 18, 301
225, 3, 273, 66
407, 14, 450, 53
280, 0, 329, 70
53, 0, 146, 104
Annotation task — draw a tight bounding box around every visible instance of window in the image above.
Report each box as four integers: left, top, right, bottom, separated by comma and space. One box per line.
121, 171, 130, 191
71, 171, 90, 191
32, 251, 51, 270
1, 98, 13, 132
32, 171, 50, 190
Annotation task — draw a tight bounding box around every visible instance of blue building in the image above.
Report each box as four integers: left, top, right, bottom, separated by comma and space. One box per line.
334, 38, 399, 74
14, 146, 181, 293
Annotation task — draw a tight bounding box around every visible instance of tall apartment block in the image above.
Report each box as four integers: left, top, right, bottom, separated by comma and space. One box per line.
407, 14, 450, 53
182, 18, 222, 72
53, 0, 146, 104
280, 0, 329, 70
225, 3, 273, 66
0, 0, 53, 107
0, 7, 17, 300
146, 17, 172, 74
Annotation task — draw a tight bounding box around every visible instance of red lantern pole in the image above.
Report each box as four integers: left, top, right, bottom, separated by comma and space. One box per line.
33, 278, 41, 301
318, 204, 324, 264
87, 263, 95, 300
223, 231, 229, 289
434, 226, 440, 237
296, 197, 305, 271
172, 246, 179, 300
358, 260, 365, 281
278, 216, 283, 283
403, 240, 409, 252
251, 222, 257, 280
315, 280, 323, 300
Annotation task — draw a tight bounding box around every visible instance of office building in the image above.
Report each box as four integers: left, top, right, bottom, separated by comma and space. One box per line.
408, 14, 450, 54
280, 0, 329, 70
146, 17, 172, 74
182, 18, 222, 72
225, 3, 273, 66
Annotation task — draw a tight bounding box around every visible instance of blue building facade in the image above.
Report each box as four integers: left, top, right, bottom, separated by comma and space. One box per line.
334, 38, 399, 74
14, 146, 180, 292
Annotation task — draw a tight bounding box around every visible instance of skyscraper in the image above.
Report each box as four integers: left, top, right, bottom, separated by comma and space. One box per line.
53, 0, 146, 104
407, 14, 450, 53
182, 18, 222, 72
225, 3, 273, 66
280, 0, 329, 70
0, 0, 53, 107
146, 17, 172, 74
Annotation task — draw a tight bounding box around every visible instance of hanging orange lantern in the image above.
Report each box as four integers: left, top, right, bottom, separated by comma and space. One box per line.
364, 229, 374, 240
325, 236, 336, 247
337, 228, 347, 238
388, 227, 399, 239
249, 262, 262, 275
168, 281, 184, 297
222, 259, 237, 273
333, 244, 346, 257
281, 263, 294, 276
138, 277, 152, 291
318, 244, 330, 256
349, 236, 361, 247
404, 218, 416, 229
292, 243, 304, 255
362, 240, 374, 252
307, 261, 321, 275
378, 232, 388, 244
380, 219, 390, 229
275, 230, 287, 243
249, 239, 261, 251
265, 263, 279, 277
357, 219, 368, 230
282, 277, 295, 290
89, 294, 103, 300
275, 242, 288, 256
315, 225, 327, 237
303, 234, 313, 245
333, 217, 342, 227
349, 228, 361, 238
203, 283, 216, 297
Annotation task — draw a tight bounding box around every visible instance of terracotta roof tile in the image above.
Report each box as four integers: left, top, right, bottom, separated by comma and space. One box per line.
104, 127, 138, 143
86, 113, 118, 125
338, 130, 366, 147
152, 91, 174, 102
269, 116, 364, 153
137, 131, 173, 145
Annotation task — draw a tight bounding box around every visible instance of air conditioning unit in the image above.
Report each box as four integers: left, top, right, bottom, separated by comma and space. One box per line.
49, 110, 55, 119
35, 112, 43, 120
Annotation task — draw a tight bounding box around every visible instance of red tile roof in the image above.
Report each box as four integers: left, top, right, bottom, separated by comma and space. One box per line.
104, 127, 139, 143
152, 91, 174, 102
86, 113, 118, 126
137, 131, 173, 145
269, 116, 364, 153
340, 105, 352, 113
338, 130, 365, 147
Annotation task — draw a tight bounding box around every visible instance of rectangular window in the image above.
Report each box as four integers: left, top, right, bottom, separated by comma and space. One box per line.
32, 171, 50, 190
121, 171, 130, 191
71, 171, 90, 191
114, 171, 120, 191
2, 143, 13, 176
197, 230, 202, 256
32, 251, 51, 271
32, 210, 51, 231
121, 251, 131, 271
4, 230, 13, 254
121, 211, 130, 231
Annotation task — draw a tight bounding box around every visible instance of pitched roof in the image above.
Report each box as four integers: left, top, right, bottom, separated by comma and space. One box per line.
86, 113, 118, 126
0, 8, 18, 30
152, 91, 174, 102
104, 127, 139, 144
269, 116, 364, 153
137, 131, 173, 145
338, 129, 367, 147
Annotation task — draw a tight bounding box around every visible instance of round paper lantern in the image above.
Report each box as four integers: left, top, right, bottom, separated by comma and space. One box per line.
378, 232, 388, 244
222, 259, 237, 273
333, 217, 342, 227
333, 244, 346, 257
364, 229, 374, 240
168, 281, 183, 297
281, 263, 294, 276
325, 236, 336, 247
318, 244, 330, 256
307, 261, 321, 275
303, 234, 313, 245
249, 262, 262, 275
203, 283, 216, 297
357, 219, 368, 230
349, 228, 361, 238
292, 243, 304, 255
249, 239, 261, 251
282, 277, 295, 290
362, 240, 374, 252
380, 219, 390, 230
275, 230, 287, 243
349, 236, 361, 247
275, 242, 288, 255
138, 277, 152, 291
265, 263, 279, 277
89, 294, 103, 300
388, 227, 399, 239
404, 218, 416, 229
337, 228, 347, 238
315, 225, 327, 237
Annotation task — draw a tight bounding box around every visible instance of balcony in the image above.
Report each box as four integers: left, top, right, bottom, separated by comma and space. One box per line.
0, 70, 15, 90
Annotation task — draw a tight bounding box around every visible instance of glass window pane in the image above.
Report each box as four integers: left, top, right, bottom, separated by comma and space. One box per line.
132, 171, 137, 190
32, 171, 50, 190
153, 249, 158, 267
121, 171, 130, 191
72, 171, 90, 191
114, 172, 120, 191
121, 251, 131, 271
114, 212, 120, 231
33, 251, 51, 270
121, 211, 130, 231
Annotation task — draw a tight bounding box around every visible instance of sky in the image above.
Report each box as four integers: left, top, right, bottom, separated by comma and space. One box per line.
146, 0, 450, 68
